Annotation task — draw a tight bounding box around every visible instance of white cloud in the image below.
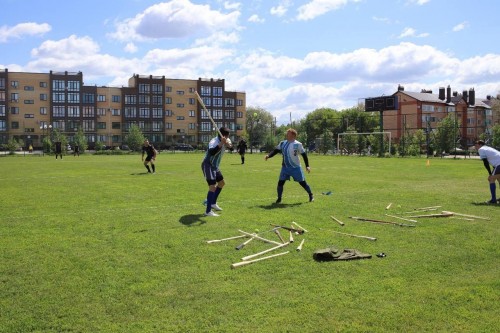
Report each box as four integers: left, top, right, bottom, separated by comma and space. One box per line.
296, 0, 360, 21
407, 0, 431, 5
124, 42, 138, 53
108, 0, 240, 42
452, 21, 469, 32
398, 27, 429, 38
0, 22, 51, 43
248, 14, 265, 23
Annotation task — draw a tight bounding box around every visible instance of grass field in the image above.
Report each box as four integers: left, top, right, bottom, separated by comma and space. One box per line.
0, 152, 498, 332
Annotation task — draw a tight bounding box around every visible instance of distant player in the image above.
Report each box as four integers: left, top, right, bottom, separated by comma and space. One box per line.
141, 139, 157, 173
265, 128, 314, 204
474, 140, 500, 204
237, 139, 247, 164
201, 127, 232, 217
73, 144, 80, 157
55, 141, 63, 159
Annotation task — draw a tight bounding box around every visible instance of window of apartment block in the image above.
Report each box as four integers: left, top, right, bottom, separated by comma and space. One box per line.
68, 106, 80, 117
83, 106, 94, 117
236, 111, 243, 118
165, 110, 172, 117
225, 98, 234, 106
125, 107, 137, 118
97, 122, 106, 129
112, 109, 121, 116
152, 95, 162, 105
237, 99, 243, 106
53, 92, 65, 103
10, 107, 19, 114
40, 107, 47, 115
139, 94, 150, 104
165, 86, 172, 92
67, 81, 80, 91
10, 93, 19, 102
139, 84, 150, 93
202, 96, 211, 106
125, 95, 136, 104
152, 108, 163, 118
188, 123, 196, 130
11, 121, 19, 129
53, 80, 65, 91
152, 84, 162, 94
0, 105, 6, 116
39, 81, 48, 88
213, 87, 222, 96
24, 100, 34, 104
53, 106, 65, 117
139, 108, 150, 118
24, 86, 34, 91
177, 103, 184, 108
213, 98, 222, 107
176, 116, 185, 120
213, 109, 222, 119
97, 95, 106, 102
97, 108, 106, 116
0, 120, 6, 131
189, 98, 195, 105
0, 91, 5, 101
201, 86, 211, 96
176, 90, 184, 95
165, 97, 172, 104
0, 78, 5, 89
24, 114, 34, 118
224, 110, 234, 119
153, 121, 163, 132
24, 128, 35, 133
165, 122, 172, 129
40, 93, 48, 101
11, 80, 19, 88
83, 120, 95, 131
68, 93, 80, 103
112, 122, 121, 129
189, 110, 195, 117
112, 95, 120, 103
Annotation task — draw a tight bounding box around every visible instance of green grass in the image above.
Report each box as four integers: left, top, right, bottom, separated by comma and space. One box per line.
0, 152, 498, 332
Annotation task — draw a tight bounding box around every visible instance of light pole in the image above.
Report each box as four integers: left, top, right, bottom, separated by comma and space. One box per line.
40, 124, 52, 154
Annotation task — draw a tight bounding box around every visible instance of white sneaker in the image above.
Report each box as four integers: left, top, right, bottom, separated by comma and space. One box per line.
211, 204, 223, 211
204, 211, 219, 217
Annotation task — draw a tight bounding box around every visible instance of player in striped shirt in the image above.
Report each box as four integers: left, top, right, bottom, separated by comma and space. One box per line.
265, 128, 314, 204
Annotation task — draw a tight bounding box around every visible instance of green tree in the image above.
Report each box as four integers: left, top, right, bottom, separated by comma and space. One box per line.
246, 107, 275, 153
5, 138, 23, 153
302, 108, 340, 151
125, 124, 145, 151
435, 114, 460, 153
492, 124, 500, 149
73, 127, 88, 153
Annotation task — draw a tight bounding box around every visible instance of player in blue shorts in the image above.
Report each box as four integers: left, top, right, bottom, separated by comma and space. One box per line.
201, 127, 232, 216
265, 128, 314, 204
474, 140, 500, 204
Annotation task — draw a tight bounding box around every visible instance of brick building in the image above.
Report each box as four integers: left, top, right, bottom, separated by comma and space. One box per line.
0, 69, 246, 149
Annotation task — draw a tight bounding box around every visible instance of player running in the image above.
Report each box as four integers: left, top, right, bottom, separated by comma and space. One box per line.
141, 139, 157, 174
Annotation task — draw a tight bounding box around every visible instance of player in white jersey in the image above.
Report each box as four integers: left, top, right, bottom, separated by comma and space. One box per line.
201, 127, 232, 216
265, 128, 314, 203
474, 140, 500, 204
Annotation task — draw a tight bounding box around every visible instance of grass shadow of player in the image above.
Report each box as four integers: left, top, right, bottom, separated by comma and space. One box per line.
179, 214, 207, 226
130, 172, 152, 176
471, 201, 499, 206
257, 202, 304, 210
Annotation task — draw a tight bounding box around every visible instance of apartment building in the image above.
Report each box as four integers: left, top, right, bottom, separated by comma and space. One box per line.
383, 85, 496, 147
0, 69, 246, 149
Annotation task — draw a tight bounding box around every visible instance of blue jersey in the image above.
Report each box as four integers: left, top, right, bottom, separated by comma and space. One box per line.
275, 139, 306, 168
203, 136, 225, 169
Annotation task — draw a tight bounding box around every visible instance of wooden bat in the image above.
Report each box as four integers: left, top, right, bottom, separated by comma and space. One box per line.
405, 212, 453, 218
385, 214, 417, 223
330, 216, 345, 226
194, 91, 222, 137
292, 221, 308, 233
331, 230, 376, 241
296, 239, 305, 251
231, 251, 289, 269
274, 228, 286, 244
386, 203, 392, 210
269, 224, 304, 234
206, 234, 247, 243
241, 242, 290, 261
442, 211, 490, 220
414, 205, 442, 210
289, 229, 294, 243
238, 230, 282, 246
235, 236, 255, 250
350, 216, 416, 227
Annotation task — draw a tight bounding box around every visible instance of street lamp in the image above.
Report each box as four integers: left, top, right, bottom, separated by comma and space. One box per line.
39, 124, 52, 154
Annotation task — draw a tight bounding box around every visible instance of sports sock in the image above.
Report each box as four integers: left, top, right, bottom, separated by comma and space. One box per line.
299, 181, 312, 195
145, 165, 151, 173
490, 183, 496, 202
152, 164, 155, 172
206, 191, 215, 213
214, 187, 222, 203
277, 184, 284, 199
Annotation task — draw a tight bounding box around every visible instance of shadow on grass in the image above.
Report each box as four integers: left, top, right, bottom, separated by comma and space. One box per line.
256, 202, 304, 210
471, 201, 499, 206
130, 172, 151, 176
179, 214, 207, 226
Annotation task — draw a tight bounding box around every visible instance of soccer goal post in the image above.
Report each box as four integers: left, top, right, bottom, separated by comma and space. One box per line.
337, 131, 391, 155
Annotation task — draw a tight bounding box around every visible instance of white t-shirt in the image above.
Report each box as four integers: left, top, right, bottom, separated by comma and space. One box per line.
478, 145, 500, 167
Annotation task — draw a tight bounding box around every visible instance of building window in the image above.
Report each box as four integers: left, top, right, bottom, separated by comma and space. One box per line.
225, 98, 234, 106
189, 98, 195, 105
40, 81, 48, 88
139, 108, 150, 118
224, 110, 234, 119
53, 92, 65, 103
237, 99, 243, 106
152, 108, 163, 118
0, 120, 6, 131
97, 95, 106, 102
68, 106, 80, 117
189, 123, 196, 130
177, 116, 185, 120
24, 128, 35, 133
152, 84, 162, 94
40, 93, 48, 101
83, 120, 95, 131
189, 110, 195, 117
201, 86, 211, 96
213, 87, 222, 96
138, 94, 150, 104
83, 106, 94, 117
153, 121, 163, 132
177, 103, 184, 108
139, 84, 150, 93
152, 95, 163, 105
0, 78, 5, 89
112, 109, 121, 116
11, 121, 19, 129
10, 93, 19, 102
165, 122, 172, 129
112, 122, 121, 129
165, 110, 173, 117
53, 106, 65, 117
125, 95, 136, 104
165, 86, 172, 92
97, 108, 106, 116
165, 97, 172, 104
11, 80, 19, 88
176, 90, 184, 95
40, 107, 48, 115
213, 98, 223, 107
125, 107, 137, 118
24, 114, 34, 118
24, 86, 34, 91
97, 122, 106, 129
53, 80, 65, 91
112, 95, 120, 103
24, 100, 34, 104
67, 80, 80, 91
68, 93, 80, 103
0, 105, 5, 116
237, 111, 243, 118
10, 107, 19, 114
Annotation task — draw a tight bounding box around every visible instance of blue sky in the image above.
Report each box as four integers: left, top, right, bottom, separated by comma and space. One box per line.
1, 0, 499, 124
